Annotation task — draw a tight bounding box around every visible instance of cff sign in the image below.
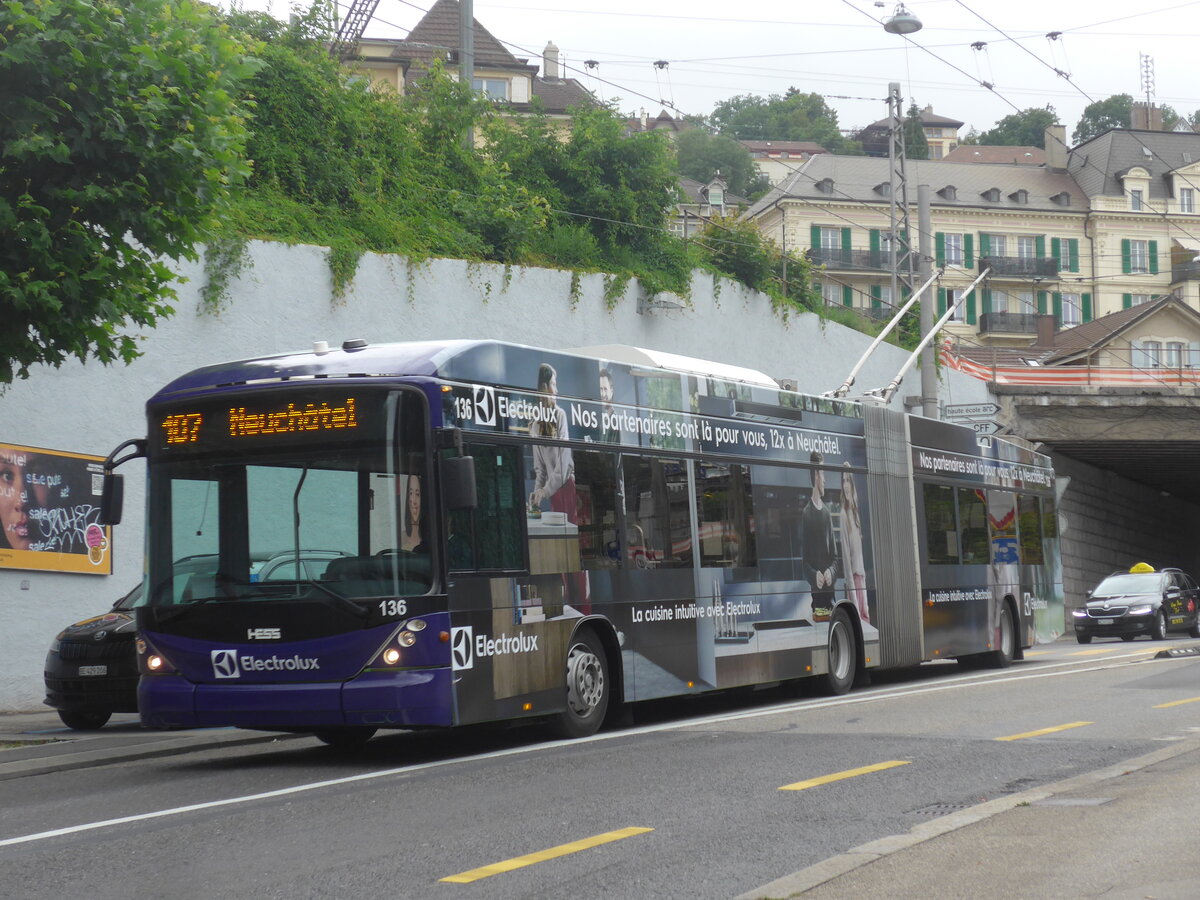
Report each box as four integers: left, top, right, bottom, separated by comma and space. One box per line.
943, 402, 999, 420
970, 421, 1000, 436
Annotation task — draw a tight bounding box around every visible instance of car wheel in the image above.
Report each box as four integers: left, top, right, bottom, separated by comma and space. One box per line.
817, 608, 857, 695
1075, 634, 1092, 644
1152, 609, 1168, 641
551, 628, 610, 739
1189, 618, 1200, 639
57, 709, 112, 731
313, 727, 376, 748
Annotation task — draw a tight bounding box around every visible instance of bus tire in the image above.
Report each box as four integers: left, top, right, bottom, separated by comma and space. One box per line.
313, 726, 377, 748
817, 608, 857, 696
551, 627, 609, 739
986, 602, 1016, 669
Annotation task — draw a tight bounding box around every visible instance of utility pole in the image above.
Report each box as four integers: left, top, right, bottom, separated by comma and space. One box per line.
461, 0, 475, 148
918, 183, 938, 418
887, 83, 917, 313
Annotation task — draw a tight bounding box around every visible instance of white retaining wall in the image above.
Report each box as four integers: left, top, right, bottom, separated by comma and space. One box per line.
0, 241, 993, 711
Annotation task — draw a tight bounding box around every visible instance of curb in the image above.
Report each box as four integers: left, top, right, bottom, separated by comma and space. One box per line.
735, 736, 1200, 900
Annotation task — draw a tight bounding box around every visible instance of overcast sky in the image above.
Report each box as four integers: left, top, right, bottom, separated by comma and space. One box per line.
235, 0, 1200, 140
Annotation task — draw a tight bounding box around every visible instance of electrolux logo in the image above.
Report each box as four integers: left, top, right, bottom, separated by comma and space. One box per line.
473, 386, 496, 426
210, 650, 320, 679
451, 627, 474, 671
212, 649, 240, 679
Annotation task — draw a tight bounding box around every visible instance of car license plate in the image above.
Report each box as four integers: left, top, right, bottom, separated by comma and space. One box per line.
78, 665, 107, 677
1096, 618, 1114, 625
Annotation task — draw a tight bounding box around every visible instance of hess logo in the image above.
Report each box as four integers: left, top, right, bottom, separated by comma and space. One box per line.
247, 627, 281, 640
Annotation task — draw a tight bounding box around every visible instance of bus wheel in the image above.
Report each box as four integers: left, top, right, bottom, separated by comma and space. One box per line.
987, 603, 1016, 669
817, 608, 857, 696
552, 628, 609, 739
313, 727, 377, 748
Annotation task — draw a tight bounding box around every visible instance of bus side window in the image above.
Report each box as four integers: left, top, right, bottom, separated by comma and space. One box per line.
696, 462, 756, 568
621, 456, 692, 569
573, 450, 619, 571
1017, 494, 1044, 565
922, 483, 959, 565
957, 488, 989, 564
450, 445, 523, 572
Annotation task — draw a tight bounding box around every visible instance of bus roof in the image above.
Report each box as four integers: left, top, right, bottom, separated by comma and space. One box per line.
149, 339, 784, 401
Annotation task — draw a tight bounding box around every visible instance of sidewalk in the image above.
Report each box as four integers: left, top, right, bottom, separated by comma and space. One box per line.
741, 736, 1200, 900
0, 710, 306, 781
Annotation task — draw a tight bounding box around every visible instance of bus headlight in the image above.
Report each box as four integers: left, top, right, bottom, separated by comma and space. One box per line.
382, 647, 401, 665
406, 618, 427, 632
397, 631, 417, 647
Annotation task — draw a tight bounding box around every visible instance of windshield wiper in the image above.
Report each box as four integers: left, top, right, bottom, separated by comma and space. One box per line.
304, 578, 371, 620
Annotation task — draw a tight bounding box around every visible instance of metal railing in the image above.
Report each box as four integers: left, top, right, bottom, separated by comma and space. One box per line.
977, 256, 1059, 278
805, 248, 891, 272
1171, 261, 1200, 282
978, 312, 1040, 335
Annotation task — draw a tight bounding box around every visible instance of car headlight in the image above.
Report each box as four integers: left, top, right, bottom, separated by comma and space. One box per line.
1072, 609, 1087, 618
1128, 604, 1154, 616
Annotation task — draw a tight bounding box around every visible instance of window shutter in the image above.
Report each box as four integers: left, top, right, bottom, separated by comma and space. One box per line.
841, 227, 852, 250
1067, 238, 1079, 272
966, 291, 977, 325
1082, 292, 1092, 322
1122, 292, 1133, 309
842, 284, 853, 306
935, 232, 946, 266
869, 229, 880, 254
979, 233, 991, 258
981, 289, 992, 315
1037, 291, 1048, 314
810, 225, 821, 250
1121, 238, 1132, 274
1149, 240, 1159, 274
1131, 340, 1148, 369
1051, 237, 1062, 265
937, 287, 947, 315
1052, 292, 1063, 323
870, 284, 882, 309
963, 233, 974, 268
1035, 235, 1046, 258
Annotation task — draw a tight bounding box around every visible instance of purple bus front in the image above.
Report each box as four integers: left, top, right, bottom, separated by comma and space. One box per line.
135, 382, 461, 736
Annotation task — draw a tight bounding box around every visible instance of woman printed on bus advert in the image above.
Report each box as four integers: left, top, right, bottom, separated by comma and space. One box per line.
839, 462, 869, 624
528, 363, 575, 512
400, 474, 425, 553
0, 449, 34, 551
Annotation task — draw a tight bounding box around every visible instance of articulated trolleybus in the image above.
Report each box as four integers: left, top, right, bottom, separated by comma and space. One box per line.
101, 339, 1063, 746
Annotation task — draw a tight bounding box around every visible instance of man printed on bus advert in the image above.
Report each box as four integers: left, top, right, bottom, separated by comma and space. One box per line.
598, 367, 620, 444
802, 452, 837, 622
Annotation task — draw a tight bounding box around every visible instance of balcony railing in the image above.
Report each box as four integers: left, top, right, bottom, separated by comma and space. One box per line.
978, 256, 1058, 279
979, 312, 1040, 335
805, 248, 890, 272
1172, 261, 1200, 282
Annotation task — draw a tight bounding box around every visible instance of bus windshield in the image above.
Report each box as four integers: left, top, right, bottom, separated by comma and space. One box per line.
145, 388, 430, 608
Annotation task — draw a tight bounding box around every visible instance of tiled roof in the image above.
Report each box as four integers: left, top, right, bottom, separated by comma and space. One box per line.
943, 145, 1046, 165
739, 140, 828, 154
744, 154, 1086, 218
403, 0, 528, 69
530, 76, 594, 114
1069, 128, 1200, 201
677, 177, 748, 206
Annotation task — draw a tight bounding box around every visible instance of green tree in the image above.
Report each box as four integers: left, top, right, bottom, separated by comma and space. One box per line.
903, 103, 929, 160
707, 90, 860, 154
0, 0, 258, 384
1073, 94, 1133, 144
674, 129, 769, 200
977, 106, 1058, 147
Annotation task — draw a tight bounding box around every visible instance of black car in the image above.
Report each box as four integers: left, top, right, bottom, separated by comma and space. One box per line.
1072, 564, 1200, 644
43, 550, 352, 729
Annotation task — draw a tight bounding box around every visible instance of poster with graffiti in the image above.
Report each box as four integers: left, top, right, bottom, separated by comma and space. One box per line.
0, 443, 112, 575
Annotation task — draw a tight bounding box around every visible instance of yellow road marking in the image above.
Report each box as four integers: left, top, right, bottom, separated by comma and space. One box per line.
1072, 648, 1118, 655
1154, 696, 1200, 708
779, 760, 910, 791
439, 827, 654, 883
995, 721, 1092, 741
1023, 650, 1050, 656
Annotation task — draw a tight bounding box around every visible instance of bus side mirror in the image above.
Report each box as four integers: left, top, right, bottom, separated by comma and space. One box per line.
441, 456, 477, 510
100, 474, 124, 526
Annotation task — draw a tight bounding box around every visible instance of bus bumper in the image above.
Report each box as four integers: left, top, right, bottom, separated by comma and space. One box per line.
139, 667, 454, 730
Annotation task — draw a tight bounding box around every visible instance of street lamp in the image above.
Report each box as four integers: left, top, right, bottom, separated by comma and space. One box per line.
881, 3, 923, 35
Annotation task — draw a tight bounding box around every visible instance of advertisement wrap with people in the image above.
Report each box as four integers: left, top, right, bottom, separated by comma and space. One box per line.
0, 442, 112, 574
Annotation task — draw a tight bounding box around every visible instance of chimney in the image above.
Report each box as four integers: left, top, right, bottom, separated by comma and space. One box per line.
640, 108, 647, 130
1044, 124, 1067, 171
1035, 314, 1057, 347
543, 41, 560, 80
1131, 101, 1163, 131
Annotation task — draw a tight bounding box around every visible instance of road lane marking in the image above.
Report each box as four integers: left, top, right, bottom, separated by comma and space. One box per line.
0, 651, 1173, 848
1154, 696, 1200, 708
779, 760, 909, 791
1071, 648, 1119, 656
439, 827, 653, 883
995, 721, 1093, 741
